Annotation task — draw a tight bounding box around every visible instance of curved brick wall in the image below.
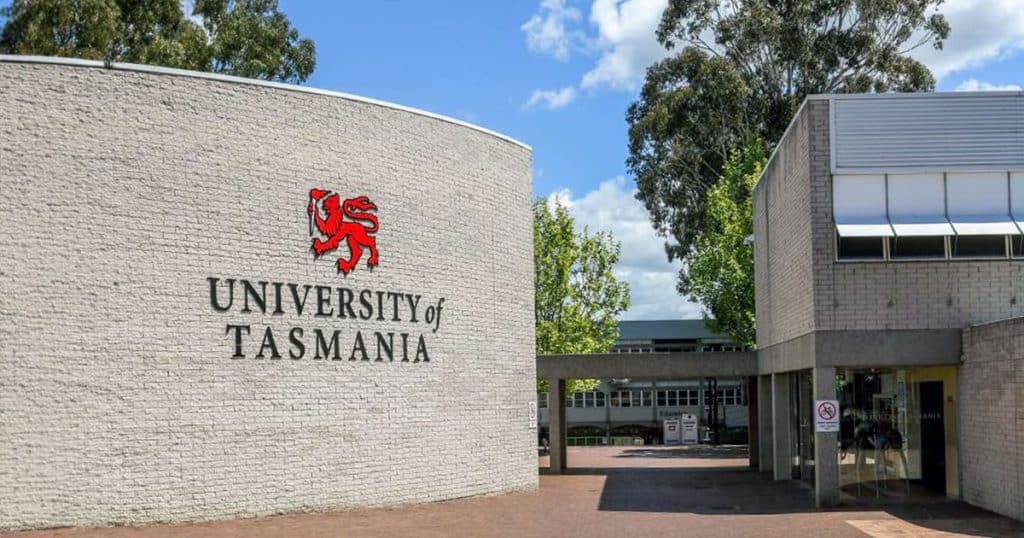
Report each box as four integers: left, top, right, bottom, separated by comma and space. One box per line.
0, 57, 536, 531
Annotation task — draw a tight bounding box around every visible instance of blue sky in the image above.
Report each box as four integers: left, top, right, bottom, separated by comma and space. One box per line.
280, 0, 1024, 321
5, 0, 1015, 319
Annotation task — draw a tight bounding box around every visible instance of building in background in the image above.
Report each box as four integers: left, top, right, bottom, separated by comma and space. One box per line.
538, 320, 749, 445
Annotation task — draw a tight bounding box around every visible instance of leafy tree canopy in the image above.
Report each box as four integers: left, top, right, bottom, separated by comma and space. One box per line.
680, 141, 765, 347
628, 0, 949, 259
0, 0, 315, 83
534, 199, 630, 393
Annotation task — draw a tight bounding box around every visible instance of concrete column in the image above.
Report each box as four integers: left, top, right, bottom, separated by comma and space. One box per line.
813, 367, 839, 508
758, 374, 773, 473
772, 372, 792, 480
747, 376, 759, 469
548, 378, 567, 473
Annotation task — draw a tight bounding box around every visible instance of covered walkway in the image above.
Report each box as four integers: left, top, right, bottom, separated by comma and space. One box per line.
538, 351, 759, 472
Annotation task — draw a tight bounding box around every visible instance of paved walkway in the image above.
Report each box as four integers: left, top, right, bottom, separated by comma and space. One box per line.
6, 446, 1023, 537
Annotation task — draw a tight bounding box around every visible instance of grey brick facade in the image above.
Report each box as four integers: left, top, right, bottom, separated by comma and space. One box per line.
960, 318, 1024, 521
0, 59, 536, 531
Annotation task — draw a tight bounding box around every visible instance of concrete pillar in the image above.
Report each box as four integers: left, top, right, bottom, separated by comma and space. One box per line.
747, 376, 759, 469
772, 372, 792, 480
548, 378, 567, 473
813, 367, 839, 508
758, 374, 773, 473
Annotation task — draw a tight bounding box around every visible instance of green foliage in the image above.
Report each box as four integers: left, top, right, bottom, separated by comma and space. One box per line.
534, 198, 630, 393
0, 0, 315, 83
628, 0, 949, 258
679, 141, 766, 348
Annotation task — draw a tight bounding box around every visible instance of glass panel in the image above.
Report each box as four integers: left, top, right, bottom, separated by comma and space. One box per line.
951, 235, 1006, 258
838, 236, 885, 260
891, 236, 945, 259
656, 390, 666, 406
837, 367, 959, 500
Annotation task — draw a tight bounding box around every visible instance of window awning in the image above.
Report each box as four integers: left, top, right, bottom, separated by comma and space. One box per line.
833, 175, 892, 237
888, 173, 952, 236
947, 172, 1018, 235
836, 219, 894, 237
890, 218, 955, 236
949, 216, 1020, 236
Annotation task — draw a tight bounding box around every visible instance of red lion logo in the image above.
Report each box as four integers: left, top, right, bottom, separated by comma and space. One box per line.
308, 189, 379, 275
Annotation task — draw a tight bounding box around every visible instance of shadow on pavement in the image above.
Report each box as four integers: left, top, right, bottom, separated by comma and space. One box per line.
576, 465, 1024, 537
614, 445, 749, 459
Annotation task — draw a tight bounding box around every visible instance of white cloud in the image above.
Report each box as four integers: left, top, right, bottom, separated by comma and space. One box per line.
524, 86, 579, 109
580, 0, 670, 91
548, 176, 703, 320
954, 78, 1022, 92
521, 0, 585, 61
911, 0, 1024, 80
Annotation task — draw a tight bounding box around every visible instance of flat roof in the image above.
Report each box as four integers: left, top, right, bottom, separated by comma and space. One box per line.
618, 319, 722, 341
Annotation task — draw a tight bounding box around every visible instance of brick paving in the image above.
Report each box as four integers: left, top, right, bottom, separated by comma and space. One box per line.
5, 446, 1023, 537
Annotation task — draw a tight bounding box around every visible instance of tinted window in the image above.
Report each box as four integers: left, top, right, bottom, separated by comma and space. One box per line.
891, 236, 945, 259
952, 235, 1006, 258
837, 236, 885, 260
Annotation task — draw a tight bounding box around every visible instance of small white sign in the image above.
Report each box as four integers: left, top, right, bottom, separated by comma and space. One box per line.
680, 414, 699, 445
528, 401, 538, 429
815, 399, 840, 433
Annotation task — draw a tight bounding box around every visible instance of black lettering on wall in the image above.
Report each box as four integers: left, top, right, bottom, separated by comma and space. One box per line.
315, 286, 334, 317
289, 327, 305, 359
314, 329, 341, 360
289, 283, 312, 316
406, 294, 421, 322
208, 277, 235, 312
350, 330, 369, 361
241, 280, 268, 313
375, 332, 393, 361
338, 287, 356, 318
256, 327, 281, 359
359, 290, 373, 320
225, 324, 250, 358
272, 283, 285, 315
415, 334, 430, 363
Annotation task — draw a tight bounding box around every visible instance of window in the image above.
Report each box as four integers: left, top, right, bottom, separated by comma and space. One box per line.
1014, 235, 1024, 258
639, 391, 652, 407
538, 392, 548, 409
952, 235, 1006, 258
890, 236, 946, 259
837, 235, 885, 260
566, 391, 604, 408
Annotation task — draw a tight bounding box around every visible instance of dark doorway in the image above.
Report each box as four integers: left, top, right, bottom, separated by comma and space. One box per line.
919, 381, 946, 494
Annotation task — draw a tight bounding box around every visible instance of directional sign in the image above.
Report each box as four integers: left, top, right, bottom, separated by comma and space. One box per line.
815, 400, 840, 433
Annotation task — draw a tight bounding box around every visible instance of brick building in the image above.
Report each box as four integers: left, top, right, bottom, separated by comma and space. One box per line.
537, 320, 749, 445
753, 91, 1024, 520
0, 57, 535, 531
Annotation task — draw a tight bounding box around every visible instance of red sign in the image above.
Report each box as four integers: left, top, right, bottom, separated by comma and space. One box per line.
308, 189, 379, 275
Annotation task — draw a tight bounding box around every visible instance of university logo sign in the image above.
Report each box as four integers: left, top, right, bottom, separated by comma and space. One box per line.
308, 188, 379, 275
206, 187, 445, 362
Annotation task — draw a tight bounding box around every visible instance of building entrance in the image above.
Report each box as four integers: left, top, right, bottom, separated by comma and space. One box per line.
836, 366, 957, 500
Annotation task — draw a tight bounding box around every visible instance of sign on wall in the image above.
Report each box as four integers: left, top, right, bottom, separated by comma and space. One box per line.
528, 401, 537, 430
206, 188, 446, 362
815, 400, 840, 433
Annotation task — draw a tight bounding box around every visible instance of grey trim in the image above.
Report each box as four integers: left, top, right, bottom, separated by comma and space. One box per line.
757, 329, 962, 374
537, 351, 758, 379
0, 54, 531, 151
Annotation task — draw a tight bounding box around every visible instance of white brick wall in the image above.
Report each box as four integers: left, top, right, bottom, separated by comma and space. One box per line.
960, 319, 1024, 521
0, 60, 537, 531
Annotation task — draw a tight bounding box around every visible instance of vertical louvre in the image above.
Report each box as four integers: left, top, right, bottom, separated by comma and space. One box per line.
832, 95, 1024, 171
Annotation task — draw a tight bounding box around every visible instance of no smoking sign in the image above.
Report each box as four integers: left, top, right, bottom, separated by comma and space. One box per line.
815, 400, 840, 433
